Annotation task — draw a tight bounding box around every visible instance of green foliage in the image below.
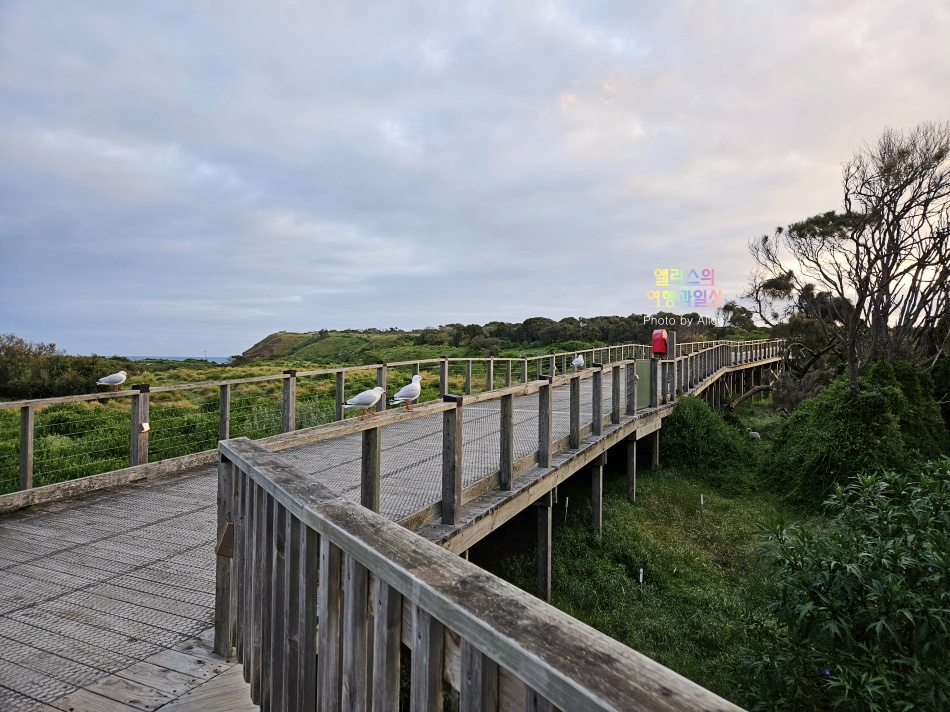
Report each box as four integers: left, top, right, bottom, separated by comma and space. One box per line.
660, 396, 759, 493
737, 460, 950, 711
767, 362, 950, 508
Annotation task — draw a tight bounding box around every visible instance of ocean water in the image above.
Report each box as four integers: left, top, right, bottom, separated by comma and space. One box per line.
128, 356, 232, 364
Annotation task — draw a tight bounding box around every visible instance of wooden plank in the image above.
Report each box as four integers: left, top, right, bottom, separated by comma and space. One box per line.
214, 457, 234, 656
341, 554, 369, 709
160, 665, 258, 712
270, 501, 288, 708
372, 578, 402, 712
142, 649, 231, 680
316, 537, 343, 712
361, 427, 381, 512
460, 639, 498, 712
442, 396, 463, 525
299, 527, 319, 712
114, 661, 204, 696
259, 492, 276, 707
411, 605, 444, 712
538, 379, 552, 468
591, 368, 602, 437
569, 377, 580, 449
499, 394, 513, 491
284, 514, 302, 710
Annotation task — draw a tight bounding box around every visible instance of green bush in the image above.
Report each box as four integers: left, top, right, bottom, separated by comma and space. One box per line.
660, 396, 759, 493
767, 362, 949, 508
737, 460, 950, 711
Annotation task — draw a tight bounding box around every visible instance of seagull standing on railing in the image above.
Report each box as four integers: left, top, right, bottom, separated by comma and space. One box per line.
571, 354, 585, 372
96, 371, 127, 392
390, 375, 423, 411
341, 386, 387, 420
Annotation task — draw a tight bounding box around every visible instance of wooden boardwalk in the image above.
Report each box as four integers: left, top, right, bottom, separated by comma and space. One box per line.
0, 355, 775, 710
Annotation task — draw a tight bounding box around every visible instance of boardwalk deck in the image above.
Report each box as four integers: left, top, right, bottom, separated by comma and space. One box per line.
0, 358, 776, 710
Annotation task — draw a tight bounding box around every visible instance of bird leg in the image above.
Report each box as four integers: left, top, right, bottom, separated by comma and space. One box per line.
404, 403, 412, 411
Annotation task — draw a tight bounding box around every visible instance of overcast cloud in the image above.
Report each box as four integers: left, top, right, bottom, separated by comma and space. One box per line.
1, 1, 948, 356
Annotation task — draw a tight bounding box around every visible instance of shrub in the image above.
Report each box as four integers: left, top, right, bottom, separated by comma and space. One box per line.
660, 396, 758, 493
737, 460, 950, 711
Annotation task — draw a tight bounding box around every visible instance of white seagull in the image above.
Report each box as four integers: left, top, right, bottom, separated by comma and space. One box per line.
571, 354, 585, 372
341, 386, 387, 420
389, 375, 424, 411
96, 370, 127, 392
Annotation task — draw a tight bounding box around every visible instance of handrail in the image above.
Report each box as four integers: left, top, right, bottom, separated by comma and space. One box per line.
215, 436, 744, 711
1, 338, 785, 503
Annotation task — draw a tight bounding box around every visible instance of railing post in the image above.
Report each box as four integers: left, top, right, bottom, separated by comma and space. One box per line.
668, 331, 677, 400
412, 362, 420, 377
442, 395, 463, 525
335, 371, 345, 421
504, 360, 512, 387
440, 357, 449, 396
549, 355, 556, 377
499, 393, 514, 490
464, 360, 472, 395
282, 370, 297, 433
130, 384, 149, 466
214, 455, 235, 655
376, 362, 387, 413
485, 357, 494, 392
611, 365, 621, 423
569, 375, 580, 449
522, 358, 529, 384
592, 364, 603, 436
650, 359, 659, 408
19, 405, 34, 490
538, 376, 553, 468
219, 383, 231, 442
361, 426, 381, 513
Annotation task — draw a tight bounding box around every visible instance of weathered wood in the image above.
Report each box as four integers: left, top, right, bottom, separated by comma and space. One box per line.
460, 639, 498, 712
270, 501, 288, 708
361, 426, 382, 512
214, 457, 234, 656
442, 395, 464, 525
342, 554, 370, 709
219, 384, 231, 442
376, 363, 387, 413
626, 362, 638, 416
300, 526, 319, 712
130, 385, 149, 466
411, 604, 444, 712
465, 360, 473, 395
282, 370, 297, 433
499, 394, 514, 491
611, 365, 621, 424
538, 378, 553, 468
317, 537, 343, 712
591, 367, 603, 437
650, 359, 659, 408
335, 371, 345, 421
504, 360, 512, 387
626, 438, 637, 503
259, 492, 276, 706
19, 404, 34, 490
372, 578, 402, 712
536, 493, 552, 601
250, 484, 264, 703
440, 357, 449, 395
569, 376, 580, 449
651, 429, 660, 468
591, 455, 604, 540
486, 358, 494, 392
284, 510, 301, 711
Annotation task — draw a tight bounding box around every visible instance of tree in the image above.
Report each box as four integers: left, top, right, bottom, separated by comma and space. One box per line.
746, 122, 950, 390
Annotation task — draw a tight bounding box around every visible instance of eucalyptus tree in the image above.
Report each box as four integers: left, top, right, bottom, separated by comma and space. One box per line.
745, 121, 950, 390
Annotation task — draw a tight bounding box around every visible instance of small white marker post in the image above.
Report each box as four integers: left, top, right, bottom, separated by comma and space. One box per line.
564, 496, 569, 525
639, 568, 644, 586
700, 493, 705, 525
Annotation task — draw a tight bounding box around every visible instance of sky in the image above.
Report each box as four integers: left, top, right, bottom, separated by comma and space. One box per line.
1, 1, 948, 357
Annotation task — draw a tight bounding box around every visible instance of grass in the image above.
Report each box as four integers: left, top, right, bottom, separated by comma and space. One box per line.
489, 401, 818, 703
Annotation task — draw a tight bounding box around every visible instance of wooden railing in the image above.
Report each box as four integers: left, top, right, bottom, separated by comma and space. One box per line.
0, 339, 784, 507
215, 436, 744, 711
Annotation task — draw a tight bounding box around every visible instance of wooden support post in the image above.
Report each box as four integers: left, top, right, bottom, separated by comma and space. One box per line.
522, 358, 529, 384
549, 355, 556, 377
538, 376, 553, 468
342, 554, 370, 709
592, 365, 603, 437
611, 365, 621, 424
535, 491, 553, 601
376, 363, 387, 413
372, 578, 402, 712
440, 357, 449, 396
626, 437, 637, 502
219, 383, 231, 442
485, 357, 494, 392
504, 360, 512, 387
668, 331, 678, 399
361, 426, 381, 512
499, 393, 513, 490
19, 405, 33, 491
460, 639, 499, 712
649, 359, 659, 408
592, 453, 605, 540
651, 429, 660, 468
130, 385, 149, 466
282, 370, 297, 433
569, 376, 580, 449
411, 606, 445, 712
442, 395, 463, 525
214, 456, 234, 656
464, 360, 472, 395
335, 371, 345, 421
317, 538, 343, 712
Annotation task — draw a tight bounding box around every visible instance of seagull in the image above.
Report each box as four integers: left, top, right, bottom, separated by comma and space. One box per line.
571, 354, 585, 372
747, 428, 761, 441
389, 374, 423, 411
341, 386, 387, 420
96, 371, 127, 392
